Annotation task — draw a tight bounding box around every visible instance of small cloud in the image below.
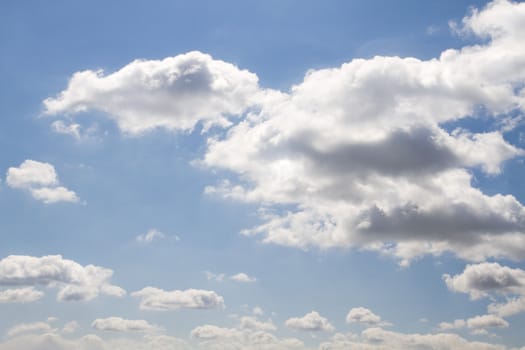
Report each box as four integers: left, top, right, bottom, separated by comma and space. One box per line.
285, 311, 334, 332
5, 160, 79, 204
230, 273, 256, 283
253, 306, 264, 316
426, 25, 440, 35
204, 271, 225, 282
136, 229, 165, 244
132, 287, 225, 311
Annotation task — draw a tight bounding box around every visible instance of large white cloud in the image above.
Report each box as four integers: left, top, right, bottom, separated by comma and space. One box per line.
201, 0, 525, 265
132, 287, 224, 311
43, 51, 261, 135
0, 255, 125, 302
285, 311, 334, 332
42, 1, 525, 264
6, 160, 79, 204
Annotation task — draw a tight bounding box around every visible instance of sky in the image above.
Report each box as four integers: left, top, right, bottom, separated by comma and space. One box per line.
1, 0, 525, 349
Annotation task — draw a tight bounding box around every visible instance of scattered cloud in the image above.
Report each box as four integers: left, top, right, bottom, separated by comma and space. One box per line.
199, 0, 525, 265
44, 51, 262, 135
132, 287, 224, 311
136, 229, 165, 244
230, 273, 256, 283
443, 262, 525, 300
204, 271, 225, 282
285, 311, 334, 332
444, 262, 525, 318
6, 160, 79, 204
253, 306, 264, 316
61, 321, 78, 335
319, 327, 507, 350
346, 307, 385, 326
0, 287, 44, 303
439, 314, 508, 332
239, 316, 276, 332
204, 271, 256, 283
0, 332, 189, 350
6, 322, 53, 338
91, 317, 160, 332
191, 323, 303, 350
0, 255, 125, 302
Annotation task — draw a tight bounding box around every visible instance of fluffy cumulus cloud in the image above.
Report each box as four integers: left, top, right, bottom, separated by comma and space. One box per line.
319, 328, 508, 350
0, 255, 125, 302
199, 0, 525, 265
43, 51, 261, 135
444, 262, 525, 318
0, 287, 44, 303
91, 317, 159, 332
443, 262, 525, 300
42, 1, 525, 264
5, 160, 79, 204
285, 311, 334, 332
132, 287, 224, 311
345, 307, 383, 326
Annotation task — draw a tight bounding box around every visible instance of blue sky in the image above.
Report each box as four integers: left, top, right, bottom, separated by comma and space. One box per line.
1, 1, 525, 349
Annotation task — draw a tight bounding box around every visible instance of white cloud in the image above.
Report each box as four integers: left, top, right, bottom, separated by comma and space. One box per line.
91, 317, 159, 332
6, 322, 53, 338
190, 324, 304, 350
132, 287, 224, 311
204, 271, 225, 282
443, 262, 525, 300
0, 287, 44, 303
438, 314, 508, 332
285, 311, 334, 332
51, 120, 82, 139
345, 307, 383, 326
136, 229, 165, 244
239, 317, 276, 332
230, 273, 256, 283
0, 333, 189, 350
6, 160, 79, 204
439, 319, 467, 330
61, 321, 78, 334
319, 328, 507, 350
44, 51, 261, 135
253, 306, 264, 316
30, 186, 79, 204
466, 314, 509, 329
199, 0, 525, 265
488, 296, 525, 317
0, 255, 125, 302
